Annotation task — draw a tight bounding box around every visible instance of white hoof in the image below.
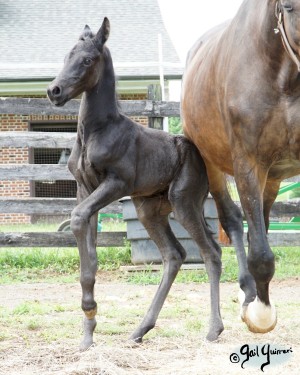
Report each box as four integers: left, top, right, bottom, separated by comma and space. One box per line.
243, 297, 277, 333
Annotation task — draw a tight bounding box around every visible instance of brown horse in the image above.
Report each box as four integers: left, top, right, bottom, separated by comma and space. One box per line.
48, 18, 223, 350
182, 0, 300, 334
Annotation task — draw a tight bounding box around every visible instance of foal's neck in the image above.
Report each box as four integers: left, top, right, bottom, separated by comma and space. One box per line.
79, 47, 120, 128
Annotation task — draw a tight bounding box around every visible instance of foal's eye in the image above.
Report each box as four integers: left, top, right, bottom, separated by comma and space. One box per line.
283, 3, 293, 12
83, 57, 92, 66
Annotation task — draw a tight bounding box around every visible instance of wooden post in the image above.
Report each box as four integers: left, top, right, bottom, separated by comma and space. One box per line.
148, 84, 163, 130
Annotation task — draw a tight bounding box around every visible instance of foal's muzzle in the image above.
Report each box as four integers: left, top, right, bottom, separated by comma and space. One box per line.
47, 83, 67, 106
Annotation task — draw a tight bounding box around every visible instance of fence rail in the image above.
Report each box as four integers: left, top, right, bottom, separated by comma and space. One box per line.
0, 231, 296, 248
0, 97, 180, 117
0, 231, 126, 247
0, 164, 73, 180
0, 131, 76, 148
0, 198, 122, 215
0, 197, 299, 217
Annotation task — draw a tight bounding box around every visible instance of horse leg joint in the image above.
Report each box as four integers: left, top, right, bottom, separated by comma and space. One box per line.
248, 251, 275, 286
70, 211, 89, 235
83, 306, 97, 320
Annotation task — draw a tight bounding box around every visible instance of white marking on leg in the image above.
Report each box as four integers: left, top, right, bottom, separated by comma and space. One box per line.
245, 297, 277, 333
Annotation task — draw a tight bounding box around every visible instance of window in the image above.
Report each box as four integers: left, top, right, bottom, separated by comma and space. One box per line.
30, 122, 77, 198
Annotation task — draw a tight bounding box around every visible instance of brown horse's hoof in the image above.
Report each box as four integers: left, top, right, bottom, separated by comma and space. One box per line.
240, 296, 277, 333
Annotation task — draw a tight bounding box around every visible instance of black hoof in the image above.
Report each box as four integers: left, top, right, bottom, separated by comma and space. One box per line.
129, 335, 143, 344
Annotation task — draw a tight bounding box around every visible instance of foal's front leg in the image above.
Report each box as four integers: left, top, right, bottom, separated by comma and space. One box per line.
71, 186, 98, 351
71, 178, 128, 350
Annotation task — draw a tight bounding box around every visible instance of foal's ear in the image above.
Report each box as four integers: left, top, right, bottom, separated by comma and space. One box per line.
79, 25, 93, 40
93, 17, 110, 51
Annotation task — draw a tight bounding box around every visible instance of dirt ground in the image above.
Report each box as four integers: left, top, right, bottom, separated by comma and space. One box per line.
0, 277, 299, 375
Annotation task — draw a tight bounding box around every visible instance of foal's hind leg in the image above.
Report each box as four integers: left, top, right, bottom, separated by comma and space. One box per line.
169, 154, 224, 341
130, 195, 186, 343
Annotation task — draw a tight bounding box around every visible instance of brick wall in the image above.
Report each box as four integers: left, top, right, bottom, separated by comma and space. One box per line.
0, 113, 77, 224
120, 93, 148, 126
0, 93, 147, 224
0, 114, 30, 224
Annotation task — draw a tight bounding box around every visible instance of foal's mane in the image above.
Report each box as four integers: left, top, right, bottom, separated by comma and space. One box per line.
81, 30, 121, 117
101, 46, 121, 114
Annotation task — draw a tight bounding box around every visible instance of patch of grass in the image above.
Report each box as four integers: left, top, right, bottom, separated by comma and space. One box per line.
27, 319, 42, 331
101, 218, 126, 232
160, 305, 198, 320
96, 322, 129, 336
185, 319, 202, 332
0, 242, 131, 283
0, 241, 298, 285
0, 333, 8, 341
0, 219, 129, 283
38, 327, 79, 342
125, 247, 300, 285
97, 243, 131, 270
126, 269, 162, 285
0, 248, 79, 272
273, 246, 300, 279
0, 268, 78, 284
0, 300, 82, 345
12, 301, 67, 316
148, 326, 186, 339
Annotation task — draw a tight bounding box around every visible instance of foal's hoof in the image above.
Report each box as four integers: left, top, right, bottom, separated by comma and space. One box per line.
79, 317, 97, 352
129, 334, 143, 345
126, 337, 143, 348
241, 297, 277, 334
79, 337, 95, 352
206, 323, 224, 342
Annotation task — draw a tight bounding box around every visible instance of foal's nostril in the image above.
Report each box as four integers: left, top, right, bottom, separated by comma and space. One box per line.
52, 86, 62, 97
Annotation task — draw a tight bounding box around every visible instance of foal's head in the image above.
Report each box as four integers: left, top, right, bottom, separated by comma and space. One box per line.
47, 17, 110, 106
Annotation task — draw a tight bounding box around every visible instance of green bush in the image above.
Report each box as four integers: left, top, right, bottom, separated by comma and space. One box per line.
168, 117, 182, 134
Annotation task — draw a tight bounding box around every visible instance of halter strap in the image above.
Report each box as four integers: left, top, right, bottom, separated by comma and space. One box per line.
275, 1, 300, 72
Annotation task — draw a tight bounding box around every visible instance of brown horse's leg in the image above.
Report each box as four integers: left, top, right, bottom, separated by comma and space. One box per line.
129, 195, 186, 343
233, 161, 276, 334
169, 155, 224, 341
205, 162, 257, 305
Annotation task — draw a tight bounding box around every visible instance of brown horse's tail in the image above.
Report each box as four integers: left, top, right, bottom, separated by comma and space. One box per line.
218, 222, 231, 245
217, 175, 235, 245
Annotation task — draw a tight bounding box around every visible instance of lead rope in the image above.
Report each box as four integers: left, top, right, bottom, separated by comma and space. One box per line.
274, 1, 300, 72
